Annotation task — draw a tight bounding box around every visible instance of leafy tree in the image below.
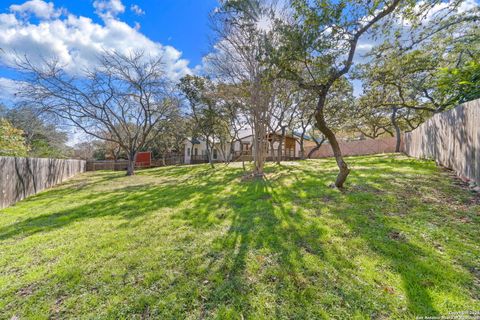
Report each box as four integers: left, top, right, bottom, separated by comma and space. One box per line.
437, 60, 480, 105
353, 51, 434, 151
267, 0, 411, 187
268, 0, 477, 187
4, 106, 70, 158
353, 5, 479, 152
179, 75, 228, 168
213, 83, 249, 165
150, 112, 188, 165
268, 80, 300, 163
0, 118, 28, 157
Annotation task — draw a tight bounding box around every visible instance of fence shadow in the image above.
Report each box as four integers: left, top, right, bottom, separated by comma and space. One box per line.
405, 99, 479, 186
0, 157, 86, 209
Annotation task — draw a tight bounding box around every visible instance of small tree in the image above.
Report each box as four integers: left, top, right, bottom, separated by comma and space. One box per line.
5, 106, 70, 158
208, 0, 279, 177
0, 118, 28, 157
179, 75, 227, 168
16, 50, 178, 175
151, 112, 188, 166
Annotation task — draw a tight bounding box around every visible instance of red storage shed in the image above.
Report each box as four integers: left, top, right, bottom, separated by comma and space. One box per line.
135, 151, 152, 168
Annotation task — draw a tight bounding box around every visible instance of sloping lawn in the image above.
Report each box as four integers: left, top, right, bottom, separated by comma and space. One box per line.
0, 154, 479, 319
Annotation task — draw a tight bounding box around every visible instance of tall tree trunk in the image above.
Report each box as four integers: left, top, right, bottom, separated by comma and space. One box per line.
206, 139, 214, 168
126, 151, 136, 176
269, 140, 275, 162
277, 128, 286, 164
300, 136, 305, 160
391, 107, 401, 152
315, 96, 350, 188
253, 125, 265, 177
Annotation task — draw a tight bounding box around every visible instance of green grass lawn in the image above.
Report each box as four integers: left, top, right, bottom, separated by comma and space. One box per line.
0, 154, 479, 319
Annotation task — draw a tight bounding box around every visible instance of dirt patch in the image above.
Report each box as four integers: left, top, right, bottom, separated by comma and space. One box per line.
388, 231, 407, 242
17, 283, 36, 297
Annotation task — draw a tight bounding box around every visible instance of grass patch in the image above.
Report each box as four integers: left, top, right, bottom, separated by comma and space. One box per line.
0, 154, 479, 319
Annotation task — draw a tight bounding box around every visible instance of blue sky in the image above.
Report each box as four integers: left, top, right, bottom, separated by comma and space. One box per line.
0, 0, 478, 101
42, 0, 219, 67
0, 0, 219, 100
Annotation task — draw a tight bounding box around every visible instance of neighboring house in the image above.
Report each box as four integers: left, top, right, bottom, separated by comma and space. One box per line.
183, 129, 304, 164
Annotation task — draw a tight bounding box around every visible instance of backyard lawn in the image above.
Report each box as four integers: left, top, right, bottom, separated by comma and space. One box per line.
0, 154, 479, 319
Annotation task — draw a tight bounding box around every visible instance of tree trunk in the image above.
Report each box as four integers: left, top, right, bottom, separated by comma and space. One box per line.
277, 140, 282, 164
315, 95, 350, 188
300, 136, 305, 160
206, 139, 214, 168
277, 128, 286, 164
126, 151, 136, 176
269, 140, 274, 162
391, 107, 401, 152
162, 153, 166, 166
252, 126, 265, 177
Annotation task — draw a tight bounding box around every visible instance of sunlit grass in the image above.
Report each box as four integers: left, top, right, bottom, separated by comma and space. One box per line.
0, 154, 479, 319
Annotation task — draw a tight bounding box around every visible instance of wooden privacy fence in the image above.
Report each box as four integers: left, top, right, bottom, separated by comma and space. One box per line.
306, 136, 401, 159
404, 99, 480, 185
0, 157, 86, 209
86, 156, 185, 171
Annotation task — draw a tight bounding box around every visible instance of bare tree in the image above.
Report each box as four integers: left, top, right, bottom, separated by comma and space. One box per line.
207, 1, 278, 177
15, 50, 179, 175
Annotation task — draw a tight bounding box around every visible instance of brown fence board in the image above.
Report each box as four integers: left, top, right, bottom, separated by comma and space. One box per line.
404, 99, 480, 185
86, 156, 185, 171
0, 157, 86, 209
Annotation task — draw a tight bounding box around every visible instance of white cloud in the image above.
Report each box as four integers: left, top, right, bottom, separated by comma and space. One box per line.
0, 0, 191, 81
9, 0, 64, 20
130, 4, 145, 16
399, 0, 479, 26
93, 0, 125, 20
0, 77, 23, 104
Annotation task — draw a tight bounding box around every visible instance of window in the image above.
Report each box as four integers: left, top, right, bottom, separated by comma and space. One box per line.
187, 148, 190, 156
213, 149, 217, 159
194, 148, 198, 156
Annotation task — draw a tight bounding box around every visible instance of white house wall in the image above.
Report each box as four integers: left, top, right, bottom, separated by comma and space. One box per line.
184, 140, 232, 164
183, 135, 303, 164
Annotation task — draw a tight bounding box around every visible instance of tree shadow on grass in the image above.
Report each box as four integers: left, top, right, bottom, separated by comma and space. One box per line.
172, 174, 361, 318
2, 158, 477, 318
0, 168, 242, 241
285, 160, 475, 317
203, 178, 325, 318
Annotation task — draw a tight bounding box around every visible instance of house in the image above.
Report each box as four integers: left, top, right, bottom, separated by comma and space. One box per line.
183, 129, 304, 164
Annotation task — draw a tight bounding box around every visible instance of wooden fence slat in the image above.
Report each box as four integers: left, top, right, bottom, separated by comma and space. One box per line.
0, 157, 86, 209
404, 99, 480, 185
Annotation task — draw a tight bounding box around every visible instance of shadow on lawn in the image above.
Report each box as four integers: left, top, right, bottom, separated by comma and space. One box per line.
191, 177, 341, 319
286, 159, 471, 317
1, 157, 475, 318
178, 157, 473, 318
0, 167, 242, 241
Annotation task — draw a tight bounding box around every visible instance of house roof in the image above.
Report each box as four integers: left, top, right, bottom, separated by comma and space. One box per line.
293, 131, 313, 141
